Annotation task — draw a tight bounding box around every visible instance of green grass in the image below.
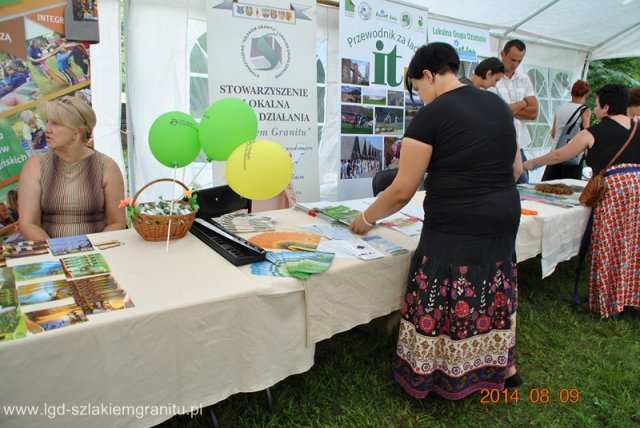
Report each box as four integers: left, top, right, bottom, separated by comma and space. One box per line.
157, 256, 640, 427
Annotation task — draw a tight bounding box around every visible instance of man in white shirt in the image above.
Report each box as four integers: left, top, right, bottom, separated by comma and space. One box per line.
493, 39, 538, 183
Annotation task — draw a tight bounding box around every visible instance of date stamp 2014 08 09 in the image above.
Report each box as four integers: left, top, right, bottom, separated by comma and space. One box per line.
480, 388, 580, 404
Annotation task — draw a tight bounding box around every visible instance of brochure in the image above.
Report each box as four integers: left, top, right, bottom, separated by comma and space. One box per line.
13, 260, 64, 282
249, 231, 322, 251
379, 216, 423, 236
253, 250, 335, 279
69, 275, 135, 314
23, 303, 88, 333
60, 253, 111, 278
217, 212, 276, 233
0, 240, 49, 267
48, 235, 94, 257
362, 235, 409, 255
17, 280, 73, 306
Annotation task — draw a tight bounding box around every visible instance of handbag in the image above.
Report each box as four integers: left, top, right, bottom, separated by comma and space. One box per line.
579, 120, 638, 207
556, 104, 587, 166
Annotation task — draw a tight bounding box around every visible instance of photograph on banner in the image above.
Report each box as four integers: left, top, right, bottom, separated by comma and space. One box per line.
341, 85, 362, 103
341, 105, 373, 135
341, 58, 370, 86
362, 86, 386, 105
71, 0, 98, 22
337, 0, 427, 200
340, 135, 383, 180
384, 136, 401, 169
387, 90, 403, 106
403, 91, 423, 129
374, 106, 402, 135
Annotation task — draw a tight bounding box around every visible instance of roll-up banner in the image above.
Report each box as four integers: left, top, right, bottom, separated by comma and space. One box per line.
206, 0, 319, 202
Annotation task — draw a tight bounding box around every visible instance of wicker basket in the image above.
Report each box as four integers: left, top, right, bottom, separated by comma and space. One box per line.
130, 178, 197, 241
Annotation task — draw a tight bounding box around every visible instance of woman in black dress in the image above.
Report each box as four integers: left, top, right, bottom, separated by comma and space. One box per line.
350, 43, 522, 400
525, 84, 640, 318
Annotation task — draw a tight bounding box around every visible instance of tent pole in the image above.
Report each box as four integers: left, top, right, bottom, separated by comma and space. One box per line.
122, 0, 136, 197
500, 0, 560, 38
581, 51, 592, 81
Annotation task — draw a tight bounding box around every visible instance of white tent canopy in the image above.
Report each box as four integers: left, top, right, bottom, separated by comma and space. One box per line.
92, 0, 640, 199
402, 0, 640, 61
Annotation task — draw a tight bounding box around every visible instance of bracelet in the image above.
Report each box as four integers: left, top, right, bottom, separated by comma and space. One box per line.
361, 212, 375, 227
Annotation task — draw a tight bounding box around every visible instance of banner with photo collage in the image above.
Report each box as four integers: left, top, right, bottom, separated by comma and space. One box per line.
0, 0, 95, 210
337, 0, 427, 200
206, 0, 319, 202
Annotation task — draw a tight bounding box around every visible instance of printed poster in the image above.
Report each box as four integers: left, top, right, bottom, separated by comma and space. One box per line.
207, 0, 320, 202
0, 0, 93, 203
338, 0, 428, 200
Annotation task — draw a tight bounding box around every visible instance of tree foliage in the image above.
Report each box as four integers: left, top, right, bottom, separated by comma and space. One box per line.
585, 57, 640, 116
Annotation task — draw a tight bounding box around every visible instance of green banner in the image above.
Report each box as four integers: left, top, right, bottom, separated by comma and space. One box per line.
0, 119, 28, 181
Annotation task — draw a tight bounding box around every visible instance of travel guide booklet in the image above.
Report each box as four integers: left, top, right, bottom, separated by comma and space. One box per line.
13, 260, 64, 282
253, 250, 335, 279
0, 266, 16, 289
48, 235, 94, 257
17, 280, 73, 306
295, 201, 363, 226
217, 212, 276, 233
249, 231, 322, 251
362, 235, 409, 255
23, 303, 88, 333
315, 205, 361, 225
60, 253, 111, 278
301, 223, 354, 240
379, 216, 423, 236
0, 240, 50, 267
69, 274, 135, 314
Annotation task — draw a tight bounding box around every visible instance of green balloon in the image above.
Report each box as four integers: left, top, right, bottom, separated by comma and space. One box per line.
199, 98, 258, 161
148, 111, 201, 168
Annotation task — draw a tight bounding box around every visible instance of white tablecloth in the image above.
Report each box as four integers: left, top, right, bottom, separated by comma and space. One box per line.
0, 186, 589, 426
295, 189, 590, 343
1, 230, 313, 428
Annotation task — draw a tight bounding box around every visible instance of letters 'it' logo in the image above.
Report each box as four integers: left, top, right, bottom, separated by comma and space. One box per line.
372, 40, 402, 87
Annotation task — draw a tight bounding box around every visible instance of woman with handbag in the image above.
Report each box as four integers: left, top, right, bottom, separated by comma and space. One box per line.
524, 84, 640, 318
541, 80, 591, 181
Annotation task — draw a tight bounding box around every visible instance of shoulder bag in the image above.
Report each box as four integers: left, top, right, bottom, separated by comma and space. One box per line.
579, 120, 638, 207
556, 104, 587, 166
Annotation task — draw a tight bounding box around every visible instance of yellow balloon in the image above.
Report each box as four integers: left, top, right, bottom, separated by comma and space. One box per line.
225, 139, 293, 200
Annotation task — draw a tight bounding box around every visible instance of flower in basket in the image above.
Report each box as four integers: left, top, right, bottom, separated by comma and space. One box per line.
119, 197, 136, 221
183, 189, 199, 213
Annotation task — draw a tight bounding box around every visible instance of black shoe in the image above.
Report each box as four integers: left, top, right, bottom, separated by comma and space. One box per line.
504, 372, 522, 388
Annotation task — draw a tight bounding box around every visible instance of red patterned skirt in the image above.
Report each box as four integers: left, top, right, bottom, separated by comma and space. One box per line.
588, 164, 640, 317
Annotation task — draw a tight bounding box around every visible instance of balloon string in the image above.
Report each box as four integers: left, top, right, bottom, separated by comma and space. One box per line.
165, 165, 178, 252
187, 161, 210, 189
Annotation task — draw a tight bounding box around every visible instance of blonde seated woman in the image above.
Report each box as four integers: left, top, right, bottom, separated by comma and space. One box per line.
19, 96, 126, 240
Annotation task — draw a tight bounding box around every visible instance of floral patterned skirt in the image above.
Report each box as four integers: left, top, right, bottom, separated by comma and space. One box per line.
588, 164, 640, 317
394, 255, 518, 400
